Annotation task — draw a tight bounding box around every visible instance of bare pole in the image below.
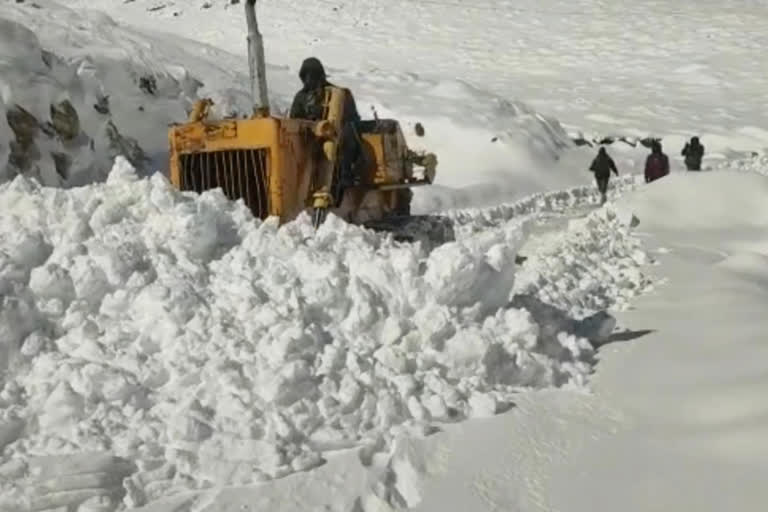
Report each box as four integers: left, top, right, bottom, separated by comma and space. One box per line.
245, 0, 269, 117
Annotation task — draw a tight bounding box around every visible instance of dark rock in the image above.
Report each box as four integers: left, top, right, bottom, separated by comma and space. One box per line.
6, 105, 42, 172
104, 120, 150, 171
39, 121, 56, 138
50, 100, 81, 141
414, 122, 425, 137
50, 151, 71, 180
571, 137, 593, 147
6, 105, 39, 144
8, 140, 40, 173
94, 95, 110, 115
138, 75, 157, 95
6, 105, 42, 170
639, 137, 661, 149
41, 50, 54, 68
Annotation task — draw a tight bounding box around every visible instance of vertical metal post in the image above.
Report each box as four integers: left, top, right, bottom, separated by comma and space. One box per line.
245, 0, 270, 117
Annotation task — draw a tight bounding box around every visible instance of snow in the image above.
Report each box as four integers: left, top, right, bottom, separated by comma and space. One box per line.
0, 158, 648, 509
2, 0, 768, 510
618, 171, 768, 233
542, 171, 768, 512
63, 0, 768, 156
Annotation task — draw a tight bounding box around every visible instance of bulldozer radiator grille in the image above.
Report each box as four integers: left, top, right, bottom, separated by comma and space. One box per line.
179, 149, 270, 219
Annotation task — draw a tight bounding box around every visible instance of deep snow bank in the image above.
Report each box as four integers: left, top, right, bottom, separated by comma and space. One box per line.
716, 153, 768, 177
0, 158, 647, 509
619, 171, 768, 232
513, 207, 650, 319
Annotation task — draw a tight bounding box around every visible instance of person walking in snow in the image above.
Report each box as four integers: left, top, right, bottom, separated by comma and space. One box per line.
681, 136, 704, 171
644, 140, 670, 183
589, 147, 619, 204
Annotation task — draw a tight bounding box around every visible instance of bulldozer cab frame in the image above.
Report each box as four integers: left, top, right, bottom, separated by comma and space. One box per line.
169, 86, 436, 227
167, 0, 437, 229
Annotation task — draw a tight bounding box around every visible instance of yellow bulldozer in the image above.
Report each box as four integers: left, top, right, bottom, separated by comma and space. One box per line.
167, 0, 452, 244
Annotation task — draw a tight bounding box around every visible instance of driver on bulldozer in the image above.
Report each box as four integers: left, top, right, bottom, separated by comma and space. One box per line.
289, 57, 365, 192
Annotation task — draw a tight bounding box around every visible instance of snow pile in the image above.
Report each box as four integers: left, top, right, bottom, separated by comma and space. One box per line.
0, 158, 645, 509
514, 206, 651, 318
445, 173, 639, 233
715, 154, 768, 176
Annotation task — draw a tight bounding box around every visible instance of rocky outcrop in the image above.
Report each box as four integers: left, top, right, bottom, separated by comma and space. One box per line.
6, 105, 41, 175
3, 99, 149, 185
50, 100, 81, 141
103, 120, 150, 172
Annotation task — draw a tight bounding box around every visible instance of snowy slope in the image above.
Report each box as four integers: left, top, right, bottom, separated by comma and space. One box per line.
546, 171, 768, 511
66, 0, 768, 159
2, 0, 595, 212
0, 5, 285, 188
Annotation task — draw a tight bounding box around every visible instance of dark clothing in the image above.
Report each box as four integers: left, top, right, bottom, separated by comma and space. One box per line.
289, 57, 365, 200
681, 140, 704, 171
589, 151, 618, 178
289, 85, 361, 124
289, 85, 327, 121
644, 148, 670, 183
595, 175, 610, 196
289, 57, 361, 124
290, 57, 328, 120
590, 149, 618, 203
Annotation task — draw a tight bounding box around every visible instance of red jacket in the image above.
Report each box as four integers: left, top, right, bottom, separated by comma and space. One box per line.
645, 152, 669, 183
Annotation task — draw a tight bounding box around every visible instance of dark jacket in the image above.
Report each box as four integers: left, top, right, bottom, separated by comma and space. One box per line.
645, 144, 670, 183
589, 148, 618, 178
289, 57, 360, 124
681, 138, 704, 170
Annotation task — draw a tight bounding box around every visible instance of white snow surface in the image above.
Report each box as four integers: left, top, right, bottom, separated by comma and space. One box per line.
0, 159, 648, 509
2, 0, 768, 510
65, 0, 768, 158
151, 167, 768, 512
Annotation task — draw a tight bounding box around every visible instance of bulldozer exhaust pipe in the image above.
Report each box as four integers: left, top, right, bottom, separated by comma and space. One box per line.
245, 0, 269, 117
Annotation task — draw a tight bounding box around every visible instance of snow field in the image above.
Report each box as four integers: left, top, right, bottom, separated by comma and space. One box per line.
64, 0, 768, 158
0, 157, 648, 509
